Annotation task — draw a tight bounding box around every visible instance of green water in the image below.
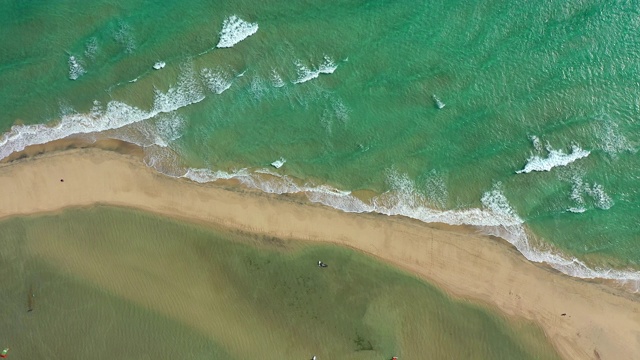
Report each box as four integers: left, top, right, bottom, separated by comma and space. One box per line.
1, 1, 639, 281
0, 206, 561, 359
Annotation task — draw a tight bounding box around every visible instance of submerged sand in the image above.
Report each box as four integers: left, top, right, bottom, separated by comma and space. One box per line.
0, 147, 638, 359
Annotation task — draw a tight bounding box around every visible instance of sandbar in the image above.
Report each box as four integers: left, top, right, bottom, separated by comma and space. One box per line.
0, 146, 638, 359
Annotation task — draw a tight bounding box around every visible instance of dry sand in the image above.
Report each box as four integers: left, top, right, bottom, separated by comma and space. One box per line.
0, 146, 638, 360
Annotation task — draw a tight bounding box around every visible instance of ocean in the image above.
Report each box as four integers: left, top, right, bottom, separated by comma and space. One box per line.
1, 0, 639, 286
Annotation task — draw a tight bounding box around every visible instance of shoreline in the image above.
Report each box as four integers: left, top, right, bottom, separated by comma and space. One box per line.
1, 145, 639, 359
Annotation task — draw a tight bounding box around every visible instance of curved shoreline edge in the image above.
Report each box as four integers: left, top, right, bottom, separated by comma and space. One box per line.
1, 145, 639, 359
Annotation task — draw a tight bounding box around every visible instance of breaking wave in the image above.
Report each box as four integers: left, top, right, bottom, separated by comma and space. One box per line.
293, 56, 337, 84
517, 142, 590, 174
216, 15, 258, 48
0, 65, 205, 161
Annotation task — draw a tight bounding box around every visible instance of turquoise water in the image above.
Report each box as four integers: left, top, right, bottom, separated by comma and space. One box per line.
1, 0, 639, 284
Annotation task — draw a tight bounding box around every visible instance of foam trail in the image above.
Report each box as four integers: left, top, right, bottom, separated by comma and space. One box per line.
586, 183, 614, 210
114, 21, 136, 54
84, 37, 99, 60
593, 115, 636, 157
216, 15, 258, 48
530, 135, 542, 152
201, 68, 233, 94
293, 56, 337, 84
0, 67, 205, 161
270, 69, 285, 88
517, 144, 590, 174
68, 56, 85, 80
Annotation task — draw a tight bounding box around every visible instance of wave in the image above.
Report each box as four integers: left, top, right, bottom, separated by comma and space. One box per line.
293, 56, 337, 84
68, 55, 86, 80
517, 143, 590, 174
0, 66, 205, 161
216, 15, 258, 48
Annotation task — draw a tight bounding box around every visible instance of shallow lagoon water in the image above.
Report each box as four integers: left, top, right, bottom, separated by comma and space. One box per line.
0, 206, 560, 359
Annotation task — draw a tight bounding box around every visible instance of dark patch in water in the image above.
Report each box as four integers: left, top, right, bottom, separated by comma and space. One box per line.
353, 333, 373, 351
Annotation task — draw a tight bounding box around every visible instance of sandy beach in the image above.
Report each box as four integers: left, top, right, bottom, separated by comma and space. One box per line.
0, 145, 638, 360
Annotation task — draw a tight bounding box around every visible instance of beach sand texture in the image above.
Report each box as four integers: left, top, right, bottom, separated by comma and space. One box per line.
0, 147, 638, 359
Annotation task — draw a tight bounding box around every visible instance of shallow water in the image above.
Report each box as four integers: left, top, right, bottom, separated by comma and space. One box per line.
0, 206, 560, 359
1, 0, 639, 283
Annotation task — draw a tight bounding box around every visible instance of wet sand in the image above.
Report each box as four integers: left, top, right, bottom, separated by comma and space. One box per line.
0, 146, 639, 359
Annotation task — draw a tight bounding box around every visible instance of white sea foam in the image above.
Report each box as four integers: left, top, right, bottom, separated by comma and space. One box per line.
293, 56, 337, 84
270, 69, 285, 88
154, 113, 186, 146
593, 115, 636, 157
142, 145, 185, 177
530, 135, 542, 152
517, 144, 590, 174
250, 76, 268, 101
84, 37, 99, 60
184, 167, 252, 183
585, 183, 614, 210
270, 158, 286, 169
424, 170, 448, 209
332, 98, 350, 124
216, 15, 258, 48
68, 55, 85, 80
568, 175, 614, 212
0, 66, 205, 161
201, 68, 233, 94
114, 21, 136, 53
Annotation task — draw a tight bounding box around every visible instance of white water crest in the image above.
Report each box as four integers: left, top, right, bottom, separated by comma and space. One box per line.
270, 158, 286, 169
517, 143, 590, 174
293, 56, 338, 84
216, 15, 258, 48
0, 66, 205, 161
